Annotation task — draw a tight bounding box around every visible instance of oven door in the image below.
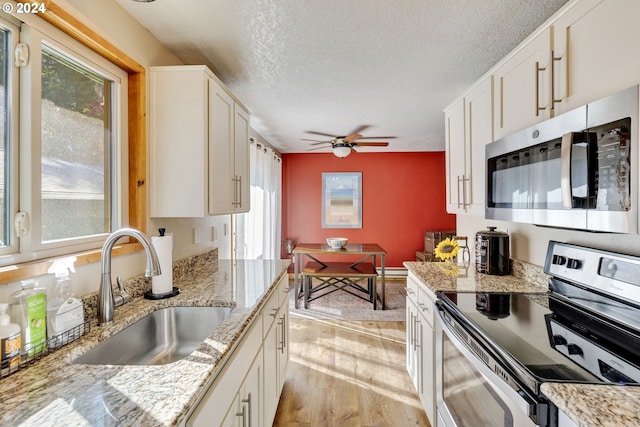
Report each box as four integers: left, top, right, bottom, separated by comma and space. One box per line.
435, 307, 546, 427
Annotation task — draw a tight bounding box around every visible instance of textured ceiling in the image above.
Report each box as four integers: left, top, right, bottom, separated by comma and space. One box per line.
116, 0, 569, 153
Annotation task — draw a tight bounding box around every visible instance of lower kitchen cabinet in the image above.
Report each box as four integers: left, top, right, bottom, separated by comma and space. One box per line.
186, 274, 289, 426
263, 276, 290, 425
219, 352, 263, 427
406, 272, 436, 425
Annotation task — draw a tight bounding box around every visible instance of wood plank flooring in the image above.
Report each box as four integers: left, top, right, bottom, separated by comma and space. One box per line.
273, 317, 431, 426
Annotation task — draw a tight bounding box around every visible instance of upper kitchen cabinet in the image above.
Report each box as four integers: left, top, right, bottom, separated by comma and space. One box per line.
551, 0, 640, 114
150, 65, 250, 217
445, 76, 492, 216
493, 28, 552, 140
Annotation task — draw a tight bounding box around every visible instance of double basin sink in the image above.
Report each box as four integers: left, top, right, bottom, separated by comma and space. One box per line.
74, 306, 233, 365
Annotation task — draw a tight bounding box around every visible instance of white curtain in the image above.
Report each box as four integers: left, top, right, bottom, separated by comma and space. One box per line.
235, 142, 282, 260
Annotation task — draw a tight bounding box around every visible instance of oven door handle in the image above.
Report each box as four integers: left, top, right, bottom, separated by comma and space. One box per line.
436, 307, 539, 419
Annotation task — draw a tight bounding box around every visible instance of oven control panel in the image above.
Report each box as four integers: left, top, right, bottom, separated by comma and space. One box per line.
546, 317, 640, 384
544, 241, 640, 306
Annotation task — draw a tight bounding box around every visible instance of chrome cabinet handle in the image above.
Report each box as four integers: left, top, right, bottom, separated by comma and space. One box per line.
236, 393, 252, 427
551, 50, 563, 108
536, 61, 547, 116
457, 175, 470, 210
236, 402, 247, 427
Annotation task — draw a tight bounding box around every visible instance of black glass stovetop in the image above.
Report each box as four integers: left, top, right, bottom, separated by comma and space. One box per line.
439, 290, 640, 386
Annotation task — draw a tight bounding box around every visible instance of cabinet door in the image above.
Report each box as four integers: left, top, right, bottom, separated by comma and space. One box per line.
150, 68, 208, 217
263, 310, 279, 425
406, 297, 421, 393
233, 104, 250, 213
418, 307, 435, 424
209, 78, 235, 215
277, 305, 289, 387
493, 28, 552, 140
552, 0, 640, 114
237, 353, 263, 427
445, 99, 466, 214
464, 77, 493, 216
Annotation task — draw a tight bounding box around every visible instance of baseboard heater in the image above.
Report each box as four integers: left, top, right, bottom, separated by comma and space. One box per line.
381, 267, 407, 278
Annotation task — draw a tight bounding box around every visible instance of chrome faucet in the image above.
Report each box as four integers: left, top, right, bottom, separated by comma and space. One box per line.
98, 228, 161, 326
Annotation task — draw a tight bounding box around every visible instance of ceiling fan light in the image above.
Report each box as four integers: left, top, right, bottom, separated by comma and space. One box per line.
333, 146, 351, 158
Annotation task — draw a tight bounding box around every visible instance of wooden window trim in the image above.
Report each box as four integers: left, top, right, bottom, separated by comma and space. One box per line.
0, 0, 148, 284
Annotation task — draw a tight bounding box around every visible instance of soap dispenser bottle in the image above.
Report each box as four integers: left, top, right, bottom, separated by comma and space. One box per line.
0, 302, 21, 375
9, 280, 47, 357
47, 256, 84, 347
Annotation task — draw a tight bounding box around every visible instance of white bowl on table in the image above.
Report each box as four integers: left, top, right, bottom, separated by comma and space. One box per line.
326, 237, 348, 249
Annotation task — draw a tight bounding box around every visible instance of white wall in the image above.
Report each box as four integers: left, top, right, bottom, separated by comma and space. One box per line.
458, 214, 640, 268
0, 0, 233, 301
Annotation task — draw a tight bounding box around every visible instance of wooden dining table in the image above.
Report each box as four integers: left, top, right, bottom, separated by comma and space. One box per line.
292, 243, 387, 309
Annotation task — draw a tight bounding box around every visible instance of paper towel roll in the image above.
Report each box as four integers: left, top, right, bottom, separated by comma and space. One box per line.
151, 235, 173, 295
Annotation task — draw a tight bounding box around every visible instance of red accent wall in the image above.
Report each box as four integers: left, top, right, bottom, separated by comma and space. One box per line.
282, 152, 456, 267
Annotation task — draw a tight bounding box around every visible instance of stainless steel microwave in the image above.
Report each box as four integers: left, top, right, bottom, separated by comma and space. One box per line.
486, 85, 638, 233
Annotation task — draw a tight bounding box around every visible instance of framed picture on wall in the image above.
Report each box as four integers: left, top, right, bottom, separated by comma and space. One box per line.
322, 172, 362, 228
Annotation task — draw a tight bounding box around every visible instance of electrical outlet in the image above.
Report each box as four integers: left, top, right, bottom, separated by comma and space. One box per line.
193, 227, 201, 244
211, 225, 217, 241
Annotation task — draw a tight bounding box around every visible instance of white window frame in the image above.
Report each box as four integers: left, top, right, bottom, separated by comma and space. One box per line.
0, 9, 128, 266
0, 14, 20, 257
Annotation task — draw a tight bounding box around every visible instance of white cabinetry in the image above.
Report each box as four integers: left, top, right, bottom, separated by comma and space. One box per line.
186, 312, 263, 427
263, 275, 289, 425
186, 274, 289, 427
150, 65, 250, 217
493, 28, 552, 140
551, 0, 640, 114
405, 272, 436, 424
445, 76, 491, 216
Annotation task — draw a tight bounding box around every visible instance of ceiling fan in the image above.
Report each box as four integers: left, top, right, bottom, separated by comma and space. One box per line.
302, 126, 394, 158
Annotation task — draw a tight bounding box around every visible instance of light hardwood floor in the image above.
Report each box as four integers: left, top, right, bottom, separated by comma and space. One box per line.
273, 317, 430, 426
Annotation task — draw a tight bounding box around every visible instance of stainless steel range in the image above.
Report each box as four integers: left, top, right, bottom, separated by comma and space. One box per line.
435, 241, 640, 427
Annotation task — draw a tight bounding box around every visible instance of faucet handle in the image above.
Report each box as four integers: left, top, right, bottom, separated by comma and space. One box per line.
115, 276, 131, 305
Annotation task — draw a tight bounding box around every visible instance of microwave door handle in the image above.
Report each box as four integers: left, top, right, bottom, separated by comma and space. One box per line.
560, 132, 574, 209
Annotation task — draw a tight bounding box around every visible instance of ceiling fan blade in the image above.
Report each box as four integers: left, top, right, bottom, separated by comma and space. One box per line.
354, 136, 397, 139
306, 145, 332, 151
353, 142, 389, 147
349, 125, 371, 136
343, 132, 363, 143
305, 131, 339, 138
301, 138, 333, 146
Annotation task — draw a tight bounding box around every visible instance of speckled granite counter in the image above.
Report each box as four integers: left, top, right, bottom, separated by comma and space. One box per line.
403, 259, 549, 293
0, 252, 290, 426
405, 259, 640, 427
541, 383, 640, 427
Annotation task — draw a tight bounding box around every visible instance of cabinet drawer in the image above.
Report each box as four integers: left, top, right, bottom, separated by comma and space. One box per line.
417, 287, 436, 327
406, 275, 419, 301
262, 292, 280, 338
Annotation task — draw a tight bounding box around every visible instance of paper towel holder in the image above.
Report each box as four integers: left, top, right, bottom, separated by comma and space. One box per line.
144, 287, 180, 300
144, 227, 179, 300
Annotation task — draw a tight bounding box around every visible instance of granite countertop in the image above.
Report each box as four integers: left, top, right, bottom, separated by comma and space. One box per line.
403, 259, 550, 293
405, 259, 640, 427
0, 254, 290, 426
541, 383, 640, 427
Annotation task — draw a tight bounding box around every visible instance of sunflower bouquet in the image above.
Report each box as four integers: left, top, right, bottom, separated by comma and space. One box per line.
434, 237, 460, 261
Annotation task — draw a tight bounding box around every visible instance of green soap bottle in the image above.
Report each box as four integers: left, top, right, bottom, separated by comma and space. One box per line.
9, 280, 47, 358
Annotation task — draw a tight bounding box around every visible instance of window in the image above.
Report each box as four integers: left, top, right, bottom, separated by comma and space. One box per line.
0, 12, 127, 264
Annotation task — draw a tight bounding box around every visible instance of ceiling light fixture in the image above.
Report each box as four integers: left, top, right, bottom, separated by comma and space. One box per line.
333, 145, 351, 158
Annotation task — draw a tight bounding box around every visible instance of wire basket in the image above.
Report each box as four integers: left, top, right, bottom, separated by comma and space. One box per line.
1, 319, 90, 380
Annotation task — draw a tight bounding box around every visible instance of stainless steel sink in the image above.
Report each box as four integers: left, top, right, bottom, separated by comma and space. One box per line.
73, 306, 234, 365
